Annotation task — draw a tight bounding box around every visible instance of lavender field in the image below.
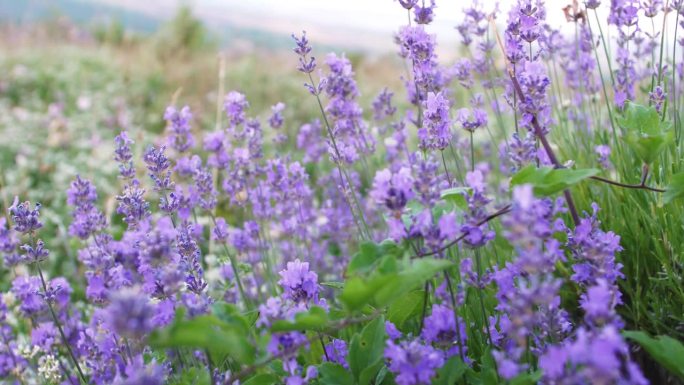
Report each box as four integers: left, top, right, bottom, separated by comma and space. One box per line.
1, 0, 684, 384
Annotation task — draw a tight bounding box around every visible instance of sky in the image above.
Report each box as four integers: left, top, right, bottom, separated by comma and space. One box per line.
93, 0, 625, 53
95, 0, 568, 52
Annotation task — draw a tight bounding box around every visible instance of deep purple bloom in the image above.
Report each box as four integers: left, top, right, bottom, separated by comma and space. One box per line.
143, 145, 173, 192
8, 198, 43, 234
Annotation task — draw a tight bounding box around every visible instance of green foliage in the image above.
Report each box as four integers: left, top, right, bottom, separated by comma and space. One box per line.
664, 171, 684, 203
440, 187, 471, 210
386, 289, 424, 330
433, 357, 467, 385
271, 306, 330, 332
149, 312, 255, 366
347, 240, 403, 276
623, 331, 684, 380
154, 6, 214, 59
348, 317, 387, 383
318, 363, 355, 385
340, 257, 453, 312
242, 373, 281, 385
510, 165, 599, 196
617, 102, 674, 164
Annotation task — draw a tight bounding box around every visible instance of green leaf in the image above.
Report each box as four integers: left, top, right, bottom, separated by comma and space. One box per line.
271, 306, 330, 332
349, 317, 387, 381
509, 371, 542, 385
169, 368, 210, 385
511, 165, 598, 196
664, 172, 684, 204
359, 360, 386, 385
242, 373, 280, 385
617, 102, 663, 133
373, 258, 453, 308
617, 102, 674, 164
321, 281, 345, 289
149, 315, 255, 365
340, 258, 453, 312
318, 363, 354, 385
433, 356, 467, 385
623, 331, 684, 380
211, 303, 251, 333
347, 240, 402, 276
339, 275, 397, 312
440, 187, 471, 210
387, 289, 424, 330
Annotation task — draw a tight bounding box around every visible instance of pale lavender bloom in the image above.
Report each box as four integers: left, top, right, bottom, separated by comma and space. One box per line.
269, 102, 286, 129
649, 85, 667, 113
419, 91, 452, 150
105, 289, 154, 339
224, 91, 249, 127
164, 105, 195, 152
595, 145, 612, 169
278, 259, 320, 304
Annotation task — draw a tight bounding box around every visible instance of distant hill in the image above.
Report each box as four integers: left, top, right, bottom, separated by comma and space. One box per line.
0, 0, 297, 50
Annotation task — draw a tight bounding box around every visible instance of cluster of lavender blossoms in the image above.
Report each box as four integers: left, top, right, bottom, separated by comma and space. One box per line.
4, 0, 684, 384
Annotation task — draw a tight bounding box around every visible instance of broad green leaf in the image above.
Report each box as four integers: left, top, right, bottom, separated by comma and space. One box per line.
347, 240, 402, 276
664, 172, 684, 204
149, 315, 255, 365
349, 317, 387, 382
373, 258, 453, 307
509, 371, 542, 385
433, 356, 467, 385
617, 102, 663, 133
625, 130, 674, 164
511, 165, 598, 196
271, 306, 330, 332
340, 258, 452, 312
623, 331, 684, 380
617, 102, 674, 164
318, 363, 354, 385
359, 360, 386, 385
339, 275, 397, 312
242, 373, 280, 385
387, 289, 424, 330
211, 303, 250, 333
440, 187, 471, 210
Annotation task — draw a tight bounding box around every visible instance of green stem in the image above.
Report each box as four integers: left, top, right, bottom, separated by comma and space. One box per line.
444, 271, 466, 361
36, 264, 87, 384
306, 73, 371, 240
209, 214, 253, 310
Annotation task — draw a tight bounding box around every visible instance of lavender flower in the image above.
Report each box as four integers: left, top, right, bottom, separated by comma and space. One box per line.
418, 91, 452, 151
164, 105, 195, 152
278, 259, 320, 304
114, 131, 136, 179
385, 338, 445, 385
269, 102, 286, 129
224, 91, 250, 127
143, 145, 173, 192
8, 198, 42, 234
104, 289, 155, 339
